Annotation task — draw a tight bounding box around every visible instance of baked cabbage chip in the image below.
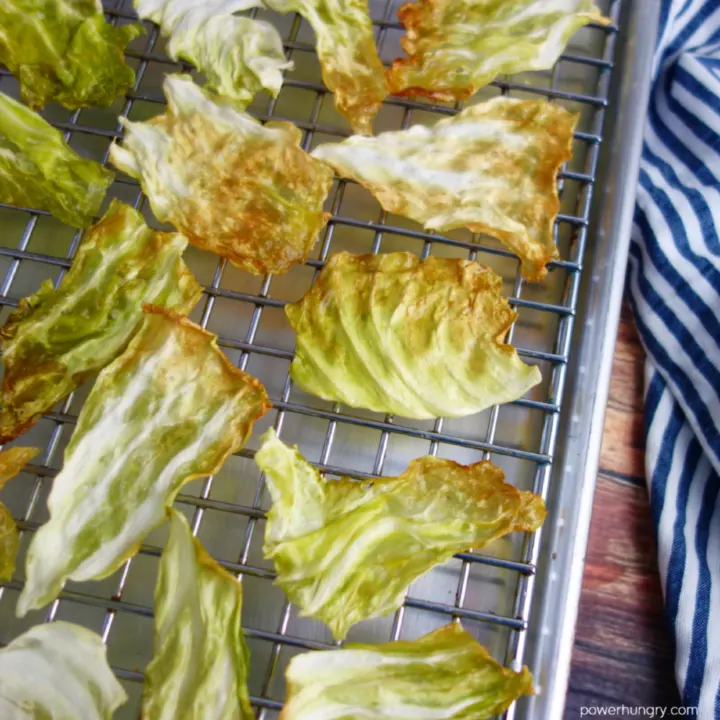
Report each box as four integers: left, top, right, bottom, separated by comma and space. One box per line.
0, 446, 40, 582
281, 622, 533, 720
135, 0, 292, 105
387, 0, 610, 101
256, 429, 546, 639
0, 199, 202, 444
312, 98, 577, 281
0, 621, 127, 719
143, 509, 253, 720
110, 75, 333, 275
0, 0, 143, 110
264, 0, 388, 134
0, 91, 114, 227
286, 252, 540, 419
18, 306, 270, 616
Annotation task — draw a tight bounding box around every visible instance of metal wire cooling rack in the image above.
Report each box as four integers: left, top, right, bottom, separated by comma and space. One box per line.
0, 1, 658, 718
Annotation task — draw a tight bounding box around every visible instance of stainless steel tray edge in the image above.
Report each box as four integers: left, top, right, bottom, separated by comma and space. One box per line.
525, 2, 659, 718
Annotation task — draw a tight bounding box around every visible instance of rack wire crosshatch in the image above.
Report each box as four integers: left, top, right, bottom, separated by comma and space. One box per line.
0, 1, 654, 718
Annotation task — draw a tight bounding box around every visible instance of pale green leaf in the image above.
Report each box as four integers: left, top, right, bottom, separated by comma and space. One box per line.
135, 0, 292, 105
0, 199, 202, 443
0, 0, 144, 110
264, 0, 387, 134
312, 99, 577, 281
0, 91, 114, 227
18, 307, 270, 616
0, 447, 40, 582
388, 0, 610, 102
110, 75, 333, 275
281, 622, 534, 720
285, 252, 540, 418
256, 429, 546, 639
142, 509, 252, 720
0, 506, 18, 585
0, 621, 127, 719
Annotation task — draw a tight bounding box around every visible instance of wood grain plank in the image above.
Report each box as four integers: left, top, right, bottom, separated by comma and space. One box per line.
565, 303, 679, 715
598, 304, 646, 485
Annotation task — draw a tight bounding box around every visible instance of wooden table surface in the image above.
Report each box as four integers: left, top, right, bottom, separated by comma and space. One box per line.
564, 302, 679, 715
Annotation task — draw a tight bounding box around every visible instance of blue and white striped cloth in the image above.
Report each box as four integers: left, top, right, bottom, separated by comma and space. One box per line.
627, 1, 720, 716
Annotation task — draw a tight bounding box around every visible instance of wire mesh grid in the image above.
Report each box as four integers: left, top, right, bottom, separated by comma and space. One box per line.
0, 1, 620, 717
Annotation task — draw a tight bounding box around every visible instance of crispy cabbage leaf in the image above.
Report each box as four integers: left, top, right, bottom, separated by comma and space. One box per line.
110, 75, 333, 275
256, 429, 546, 639
18, 306, 271, 616
0, 91, 114, 227
0, 199, 202, 444
281, 622, 534, 720
387, 0, 611, 101
142, 509, 253, 720
312, 98, 577, 280
264, 0, 388, 134
135, 0, 292, 105
0, 0, 143, 110
0, 447, 40, 582
0, 621, 127, 719
285, 252, 540, 419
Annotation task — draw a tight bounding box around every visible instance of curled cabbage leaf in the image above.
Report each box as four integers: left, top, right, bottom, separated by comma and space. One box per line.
256, 429, 546, 639
0, 446, 40, 582
0, 0, 143, 110
285, 252, 540, 419
312, 98, 577, 281
142, 509, 253, 720
0, 91, 114, 227
0, 199, 202, 444
18, 306, 271, 616
387, 0, 611, 101
281, 622, 534, 720
264, 0, 388, 135
135, 0, 292, 105
110, 75, 333, 275
0, 621, 127, 719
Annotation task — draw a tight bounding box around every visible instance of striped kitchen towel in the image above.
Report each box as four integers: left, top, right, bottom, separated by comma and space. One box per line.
626, 0, 720, 717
